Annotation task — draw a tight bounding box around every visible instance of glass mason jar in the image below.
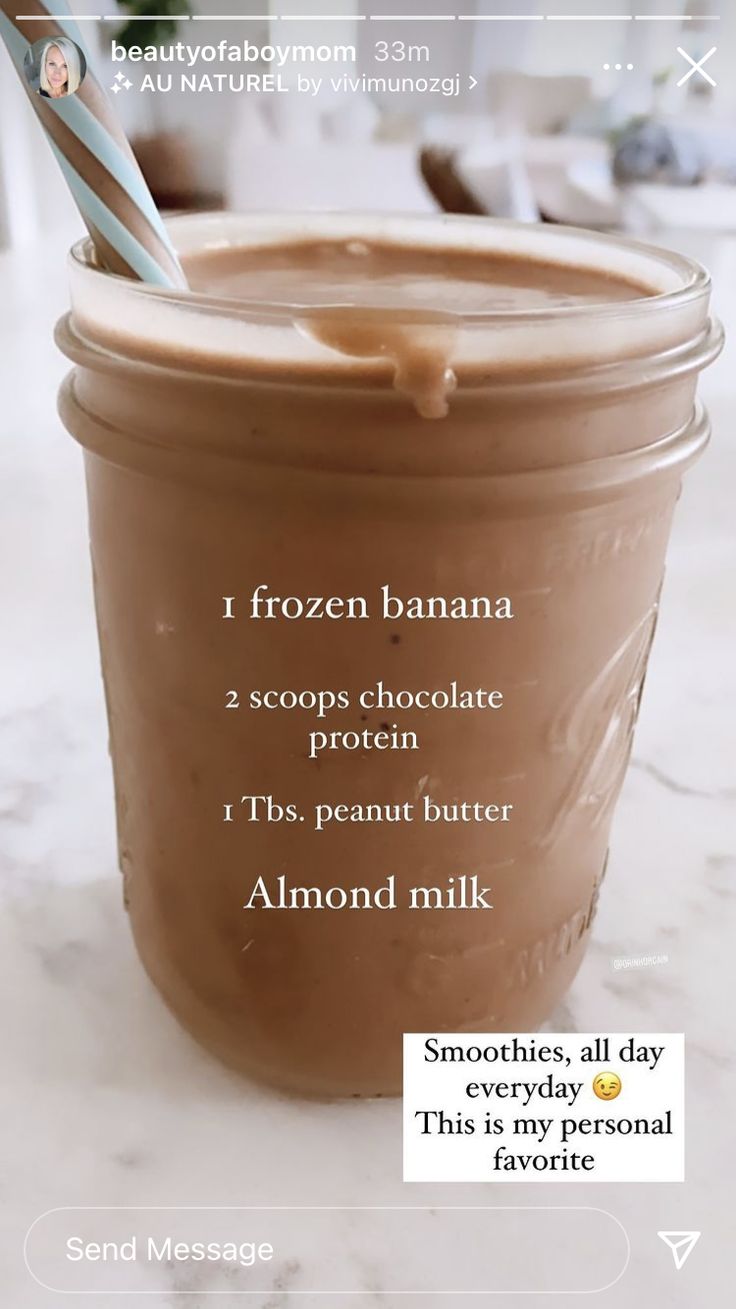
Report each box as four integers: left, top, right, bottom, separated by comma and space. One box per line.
56, 214, 722, 1096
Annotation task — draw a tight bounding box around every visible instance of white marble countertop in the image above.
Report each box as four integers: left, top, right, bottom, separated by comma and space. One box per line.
1, 221, 734, 1309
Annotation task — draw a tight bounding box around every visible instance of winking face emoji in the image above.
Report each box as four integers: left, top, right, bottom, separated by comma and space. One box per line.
593, 1071, 622, 1100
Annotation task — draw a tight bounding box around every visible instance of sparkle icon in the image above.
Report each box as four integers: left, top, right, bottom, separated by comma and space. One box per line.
111, 71, 132, 94
657, 1231, 701, 1271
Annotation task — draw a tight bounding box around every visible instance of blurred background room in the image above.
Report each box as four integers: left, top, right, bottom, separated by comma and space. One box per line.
2, 0, 736, 265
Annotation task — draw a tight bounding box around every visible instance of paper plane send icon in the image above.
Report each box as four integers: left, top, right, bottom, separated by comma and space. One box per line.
657, 1231, 701, 1270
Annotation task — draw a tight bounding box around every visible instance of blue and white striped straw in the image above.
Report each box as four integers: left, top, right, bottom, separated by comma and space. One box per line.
0, 0, 186, 287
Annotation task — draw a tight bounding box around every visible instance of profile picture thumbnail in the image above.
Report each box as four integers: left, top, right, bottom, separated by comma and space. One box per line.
23, 36, 86, 100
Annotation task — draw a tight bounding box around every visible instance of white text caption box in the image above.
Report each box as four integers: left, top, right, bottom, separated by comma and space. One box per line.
403, 1033, 684, 1183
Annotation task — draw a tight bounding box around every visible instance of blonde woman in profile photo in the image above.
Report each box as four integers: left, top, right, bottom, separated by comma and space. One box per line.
38, 36, 82, 99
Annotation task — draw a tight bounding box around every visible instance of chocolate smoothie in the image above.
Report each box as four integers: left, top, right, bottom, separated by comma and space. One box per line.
57, 214, 721, 1096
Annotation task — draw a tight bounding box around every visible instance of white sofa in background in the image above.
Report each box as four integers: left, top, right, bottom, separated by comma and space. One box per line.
225, 93, 434, 214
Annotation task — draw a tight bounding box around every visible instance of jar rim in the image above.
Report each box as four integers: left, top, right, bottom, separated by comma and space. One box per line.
66, 212, 717, 392
69, 210, 710, 327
